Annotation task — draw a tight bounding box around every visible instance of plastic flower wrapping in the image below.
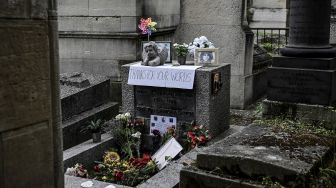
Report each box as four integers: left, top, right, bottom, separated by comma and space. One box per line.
138, 17, 157, 35
188, 36, 215, 56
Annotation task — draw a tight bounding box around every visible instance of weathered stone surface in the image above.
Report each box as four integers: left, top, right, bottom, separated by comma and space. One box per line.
195, 65, 231, 135
89, 0, 138, 17
273, 56, 336, 70
65, 175, 124, 188
63, 133, 115, 170
197, 124, 334, 186
0, 1, 63, 187
267, 65, 336, 106
175, 0, 254, 109
122, 63, 231, 137
58, 16, 122, 33
65, 175, 132, 188
60, 73, 111, 120
0, 0, 48, 19
180, 0, 242, 26
2, 122, 54, 188
180, 167, 264, 188
263, 99, 336, 129
62, 102, 118, 150
58, 0, 89, 16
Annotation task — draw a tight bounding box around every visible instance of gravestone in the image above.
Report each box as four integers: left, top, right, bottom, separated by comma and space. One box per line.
265, 0, 336, 128
175, 0, 255, 109
121, 62, 231, 137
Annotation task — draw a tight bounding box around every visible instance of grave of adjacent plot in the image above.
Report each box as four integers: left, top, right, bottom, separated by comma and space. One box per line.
121, 62, 231, 137
180, 124, 335, 188
60, 72, 118, 150
265, 0, 336, 129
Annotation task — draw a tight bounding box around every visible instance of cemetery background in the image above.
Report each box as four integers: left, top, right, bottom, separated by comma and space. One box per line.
0, 0, 336, 188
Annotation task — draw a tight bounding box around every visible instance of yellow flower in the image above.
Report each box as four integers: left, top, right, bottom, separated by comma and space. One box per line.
103, 151, 120, 164
148, 21, 157, 27
102, 176, 108, 181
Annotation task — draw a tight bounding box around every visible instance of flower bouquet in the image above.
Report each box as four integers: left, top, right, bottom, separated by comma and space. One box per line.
188, 36, 215, 57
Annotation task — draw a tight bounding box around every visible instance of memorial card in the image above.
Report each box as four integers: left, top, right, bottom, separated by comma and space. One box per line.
150, 115, 177, 136
152, 137, 183, 170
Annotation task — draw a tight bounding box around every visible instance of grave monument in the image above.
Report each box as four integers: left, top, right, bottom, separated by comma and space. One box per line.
121, 62, 231, 137
265, 0, 336, 128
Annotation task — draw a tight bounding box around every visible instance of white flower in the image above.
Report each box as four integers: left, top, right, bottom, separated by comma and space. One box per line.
131, 131, 142, 139
115, 114, 122, 120
199, 36, 208, 43
194, 37, 201, 44
65, 167, 76, 176
124, 112, 131, 119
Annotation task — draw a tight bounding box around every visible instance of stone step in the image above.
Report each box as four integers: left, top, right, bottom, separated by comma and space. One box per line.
196, 124, 334, 186
62, 101, 119, 150
180, 166, 264, 188
61, 73, 111, 121
63, 133, 115, 172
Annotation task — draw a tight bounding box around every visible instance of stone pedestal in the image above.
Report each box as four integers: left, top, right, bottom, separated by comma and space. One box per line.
121, 62, 231, 137
268, 57, 336, 106
265, 0, 336, 125
280, 0, 336, 57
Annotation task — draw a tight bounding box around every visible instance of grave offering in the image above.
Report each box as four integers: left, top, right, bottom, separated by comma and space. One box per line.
266, 0, 336, 128
141, 41, 168, 66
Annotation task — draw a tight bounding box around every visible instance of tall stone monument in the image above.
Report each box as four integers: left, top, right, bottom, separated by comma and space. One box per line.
175, 0, 255, 109
265, 0, 336, 128
0, 0, 63, 187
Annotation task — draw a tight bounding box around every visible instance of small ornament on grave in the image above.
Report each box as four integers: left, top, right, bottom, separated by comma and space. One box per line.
141, 41, 168, 66
173, 43, 189, 65
138, 17, 157, 41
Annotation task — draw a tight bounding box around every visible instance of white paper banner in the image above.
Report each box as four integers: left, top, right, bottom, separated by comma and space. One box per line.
128, 63, 201, 89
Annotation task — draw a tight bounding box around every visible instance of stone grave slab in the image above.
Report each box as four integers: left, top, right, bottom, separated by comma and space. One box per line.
60, 72, 111, 121
196, 124, 335, 186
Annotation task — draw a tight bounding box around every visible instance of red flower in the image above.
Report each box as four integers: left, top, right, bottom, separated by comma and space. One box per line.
93, 165, 100, 172
142, 153, 151, 162
187, 131, 195, 139
198, 135, 207, 144
114, 170, 124, 181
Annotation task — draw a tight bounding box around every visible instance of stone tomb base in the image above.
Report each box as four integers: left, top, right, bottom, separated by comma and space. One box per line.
267, 56, 336, 106
121, 63, 231, 137
263, 99, 336, 129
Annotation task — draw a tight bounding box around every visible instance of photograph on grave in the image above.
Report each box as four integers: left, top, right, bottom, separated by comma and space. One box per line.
212, 72, 222, 95
142, 41, 172, 63
195, 48, 219, 66
150, 115, 177, 136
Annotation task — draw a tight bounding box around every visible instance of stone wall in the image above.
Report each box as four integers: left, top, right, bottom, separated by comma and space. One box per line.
331, 0, 336, 44
58, 0, 180, 80
248, 0, 288, 28
0, 0, 63, 187
175, 0, 254, 108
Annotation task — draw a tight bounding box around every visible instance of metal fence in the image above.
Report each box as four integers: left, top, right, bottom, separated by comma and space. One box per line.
251, 28, 289, 54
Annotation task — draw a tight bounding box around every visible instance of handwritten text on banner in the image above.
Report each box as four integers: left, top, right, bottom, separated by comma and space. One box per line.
128, 63, 201, 89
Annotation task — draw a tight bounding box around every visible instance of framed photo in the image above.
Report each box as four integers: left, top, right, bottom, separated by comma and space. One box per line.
142, 41, 172, 63
195, 48, 219, 66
